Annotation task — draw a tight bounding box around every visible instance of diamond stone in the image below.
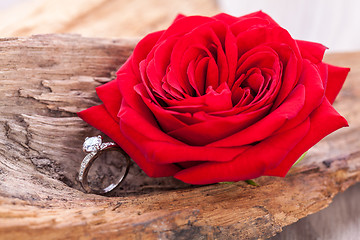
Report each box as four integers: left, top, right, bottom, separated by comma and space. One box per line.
83, 136, 102, 152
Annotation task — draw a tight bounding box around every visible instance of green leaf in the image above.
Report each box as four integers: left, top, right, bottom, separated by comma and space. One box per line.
292, 151, 308, 167
219, 179, 259, 186
245, 179, 259, 186
219, 181, 235, 184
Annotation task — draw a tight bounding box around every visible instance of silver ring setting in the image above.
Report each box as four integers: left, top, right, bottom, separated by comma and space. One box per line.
78, 135, 130, 195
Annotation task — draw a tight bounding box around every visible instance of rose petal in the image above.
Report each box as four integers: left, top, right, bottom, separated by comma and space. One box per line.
158, 16, 215, 42
243, 11, 279, 26
172, 14, 186, 23
213, 11, 278, 27
96, 79, 121, 123
153, 36, 178, 76
236, 46, 280, 79
230, 17, 270, 36
168, 21, 230, 96
271, 47, 301, 109
205, 57, 220, 91
277, 59, 325, 132
187, 59, 202, 96
208, 84, 305, 147
265, 98, 348, 176
325, 64, 350, 104
117, 60, 158, 127
119, 100, 250, 163
224, 28, 238, 88
296, 40, 327, 63
134, 83, 187, 132
235, 26, 300, 58
161, 83, 233, 113
174, 117, 310, 184
213, 13, 240, 25
144, 59, 167, 98
122, 120, 251, 164
129, 30, 164, 79
167, 104, 270, 146
78, 105, 180, 177
318, 62, 329, 89
235, 28, 302, 111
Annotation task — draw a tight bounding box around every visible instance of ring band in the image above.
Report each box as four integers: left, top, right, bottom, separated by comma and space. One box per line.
78, 135, 130, 194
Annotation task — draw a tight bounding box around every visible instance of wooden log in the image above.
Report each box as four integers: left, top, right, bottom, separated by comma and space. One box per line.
0, 34, 359, 240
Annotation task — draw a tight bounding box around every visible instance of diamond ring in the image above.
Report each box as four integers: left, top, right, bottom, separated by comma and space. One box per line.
78, 135, 130, 194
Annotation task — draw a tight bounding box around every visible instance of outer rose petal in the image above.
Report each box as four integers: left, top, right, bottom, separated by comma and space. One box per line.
325, 64, 350, 104
120, 119, 250, 164
246, 11, 279, 26
265, 98, 348, 176
296, 40, 327, 63
277, 59, 325, 132
167, 105, 270, 145
119, 100, 250, 163
117, 59, 159, 128
175, 117, 310, 184
213, 13, 240, 25
78, 105, 180, 177
172, 14, 186, 23
130, 30, 164, 79
213, 11, 278, 27
96, 80, 121, 122
158, 16, 215, 42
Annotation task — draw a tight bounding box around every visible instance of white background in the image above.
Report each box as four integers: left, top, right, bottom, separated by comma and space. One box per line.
218, 0, 360, 52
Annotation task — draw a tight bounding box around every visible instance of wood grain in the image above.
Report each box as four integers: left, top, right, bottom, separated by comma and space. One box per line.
271, 182, 360, 240
0, 34, 359, 240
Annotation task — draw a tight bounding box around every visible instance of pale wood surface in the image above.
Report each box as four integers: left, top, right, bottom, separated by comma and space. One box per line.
0, 0, 218, 38
0, 34, 359, 240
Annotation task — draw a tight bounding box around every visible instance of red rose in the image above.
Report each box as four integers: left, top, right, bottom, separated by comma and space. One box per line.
79, 11, 349, 184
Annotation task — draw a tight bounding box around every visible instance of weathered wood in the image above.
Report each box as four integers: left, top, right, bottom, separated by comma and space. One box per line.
271, 182, 360, 240
0, 34, 359, 240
